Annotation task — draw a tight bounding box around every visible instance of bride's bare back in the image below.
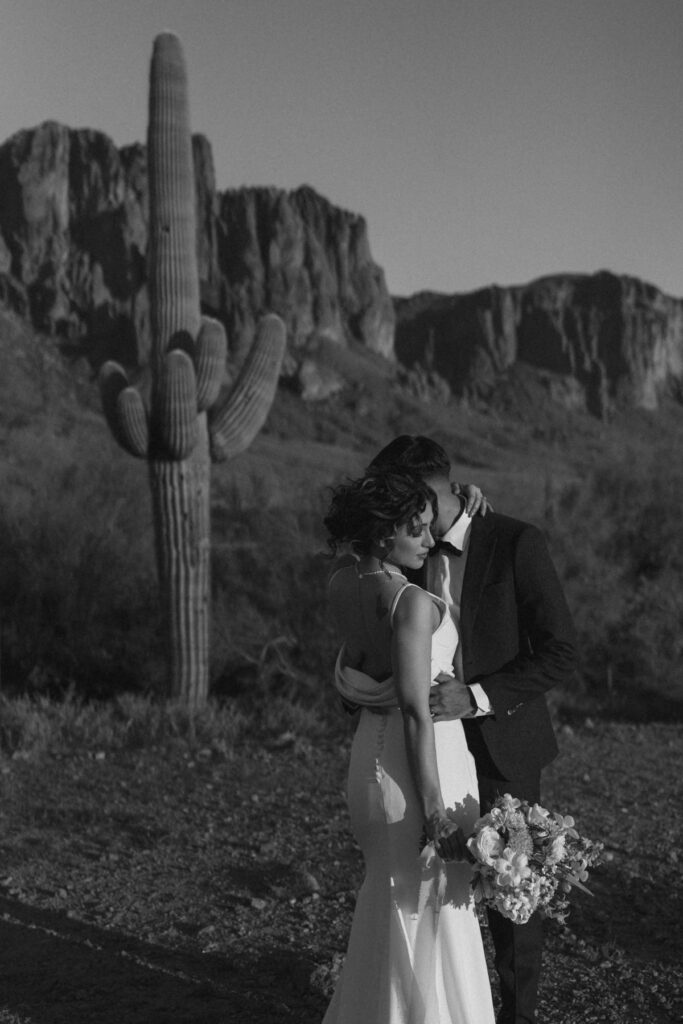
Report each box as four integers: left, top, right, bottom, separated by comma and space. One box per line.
328, 564, 440, 680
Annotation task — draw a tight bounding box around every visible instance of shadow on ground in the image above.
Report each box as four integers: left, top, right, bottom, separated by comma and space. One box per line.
0, 896, 326, 1024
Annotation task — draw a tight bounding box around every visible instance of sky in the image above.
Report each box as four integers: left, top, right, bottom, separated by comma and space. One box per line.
1, 0, 682, 298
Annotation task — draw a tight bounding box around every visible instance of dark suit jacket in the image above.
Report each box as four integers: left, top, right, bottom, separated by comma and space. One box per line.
415, 512, 576, 781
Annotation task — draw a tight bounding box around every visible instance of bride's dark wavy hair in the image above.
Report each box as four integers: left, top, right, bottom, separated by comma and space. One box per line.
324, 469, 437, 557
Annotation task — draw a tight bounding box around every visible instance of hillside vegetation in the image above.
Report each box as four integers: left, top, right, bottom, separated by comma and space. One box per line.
1, 305, 682, 722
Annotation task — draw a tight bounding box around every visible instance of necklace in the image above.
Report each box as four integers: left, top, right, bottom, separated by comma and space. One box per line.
355, 564, 406, 579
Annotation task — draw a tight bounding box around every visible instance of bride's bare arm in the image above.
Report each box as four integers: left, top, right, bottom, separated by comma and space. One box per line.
391, 589, 462, 860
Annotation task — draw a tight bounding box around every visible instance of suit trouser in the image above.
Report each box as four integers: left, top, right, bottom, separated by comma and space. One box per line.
477, 772, 544, 1024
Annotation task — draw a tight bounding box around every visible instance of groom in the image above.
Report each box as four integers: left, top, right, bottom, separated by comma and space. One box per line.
368, 435, 577, 1024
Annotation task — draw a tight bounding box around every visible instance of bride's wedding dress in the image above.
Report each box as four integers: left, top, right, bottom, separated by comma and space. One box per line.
324, 583, 495, 1024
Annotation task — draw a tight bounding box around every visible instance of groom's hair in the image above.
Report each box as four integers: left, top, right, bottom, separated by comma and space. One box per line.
367, 435, 450, 480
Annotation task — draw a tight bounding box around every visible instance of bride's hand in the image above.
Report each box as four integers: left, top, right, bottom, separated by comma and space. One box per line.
426, 815, 467, 862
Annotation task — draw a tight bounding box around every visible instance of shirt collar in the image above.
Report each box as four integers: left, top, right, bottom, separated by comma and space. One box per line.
440, 507, 473, 551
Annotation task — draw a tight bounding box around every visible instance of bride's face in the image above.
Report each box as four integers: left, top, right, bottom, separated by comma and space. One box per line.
388, 502, 436, 569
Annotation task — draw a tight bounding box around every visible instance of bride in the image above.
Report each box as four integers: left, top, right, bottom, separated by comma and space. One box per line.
322, 469, 495, 1024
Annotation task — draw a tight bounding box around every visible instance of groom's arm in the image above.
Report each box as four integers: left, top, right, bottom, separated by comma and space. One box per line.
473, 524, 577, 717
429, 675, 490, 719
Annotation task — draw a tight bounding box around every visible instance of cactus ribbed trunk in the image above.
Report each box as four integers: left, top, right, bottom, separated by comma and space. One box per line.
148, 35, 200, 370
150, 423, 211, 704
148, 33, 209, 707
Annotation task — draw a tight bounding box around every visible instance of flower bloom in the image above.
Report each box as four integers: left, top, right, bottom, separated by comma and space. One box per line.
527, 803, 551, 826
545, 835, 566, 866
494, 851, 531, 888
468, 825, 505, 866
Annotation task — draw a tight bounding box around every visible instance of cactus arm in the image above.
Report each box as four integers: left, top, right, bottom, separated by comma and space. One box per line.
117, 388, 150, 457
99, 360, 149, 458
195, 316, 227, 411
154, 349, 199, 460
209, 314, 286, 462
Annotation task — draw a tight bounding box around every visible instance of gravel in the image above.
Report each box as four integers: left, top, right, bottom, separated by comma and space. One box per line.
1, 718, 681, 1023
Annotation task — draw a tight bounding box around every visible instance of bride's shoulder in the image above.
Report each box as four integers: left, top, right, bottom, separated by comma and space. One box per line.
327, 556, 356, 588
391, 583, 440, 628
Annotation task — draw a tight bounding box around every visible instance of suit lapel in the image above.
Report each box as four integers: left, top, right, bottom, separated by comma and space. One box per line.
460, 515, 497, 648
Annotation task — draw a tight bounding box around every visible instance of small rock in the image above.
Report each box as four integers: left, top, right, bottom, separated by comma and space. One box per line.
259, 841, 279, 859
251, 897, 267, 911
302, 871, 321, 893
268, 731, 297, 750
94, 751, 106, 761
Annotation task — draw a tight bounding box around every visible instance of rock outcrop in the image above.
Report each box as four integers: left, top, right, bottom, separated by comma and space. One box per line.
2, 121, 682, 417
0, 122, 394, 373
395, 273, 683, 416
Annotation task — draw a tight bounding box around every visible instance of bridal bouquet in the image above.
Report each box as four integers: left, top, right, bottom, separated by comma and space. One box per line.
466, 794, 603, 925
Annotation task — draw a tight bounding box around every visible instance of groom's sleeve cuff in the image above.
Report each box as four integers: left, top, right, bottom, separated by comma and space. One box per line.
468, 683, 493, 716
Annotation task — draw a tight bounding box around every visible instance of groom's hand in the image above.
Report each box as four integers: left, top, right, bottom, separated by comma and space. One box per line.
457, 483, 493, 517
429, 674, 475, 720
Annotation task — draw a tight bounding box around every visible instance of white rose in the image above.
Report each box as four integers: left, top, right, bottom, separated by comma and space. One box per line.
467, 825, 505, 866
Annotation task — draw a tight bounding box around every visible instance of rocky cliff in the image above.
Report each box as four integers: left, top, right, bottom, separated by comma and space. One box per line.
395, 273, 683, 416
0, 122, 394, 377
2, 122, 682, 416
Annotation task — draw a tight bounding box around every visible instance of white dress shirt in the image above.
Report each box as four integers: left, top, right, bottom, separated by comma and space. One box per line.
427, 509, 493, 717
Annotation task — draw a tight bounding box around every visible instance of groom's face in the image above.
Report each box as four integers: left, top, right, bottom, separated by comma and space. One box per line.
423, 473, 462, 537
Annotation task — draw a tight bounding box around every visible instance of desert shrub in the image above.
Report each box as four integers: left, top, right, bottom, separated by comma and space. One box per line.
0, 691, 254, 758
0, 412, 349, 712
0, 424, 164, 696
550, 448, 683, 718
209, 497, 338, 713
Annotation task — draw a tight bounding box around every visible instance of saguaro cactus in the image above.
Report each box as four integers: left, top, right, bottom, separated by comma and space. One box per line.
99, 33, 285, 708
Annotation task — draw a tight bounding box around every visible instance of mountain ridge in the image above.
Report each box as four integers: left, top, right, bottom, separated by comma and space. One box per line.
394, 270, 683, 417
0, 121, 393, 382
1, 121, 682, 417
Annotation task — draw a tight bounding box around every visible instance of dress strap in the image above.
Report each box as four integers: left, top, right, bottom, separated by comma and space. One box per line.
389, 582, 420, 626
389, 583, 447, 628
327, 561, 355, 587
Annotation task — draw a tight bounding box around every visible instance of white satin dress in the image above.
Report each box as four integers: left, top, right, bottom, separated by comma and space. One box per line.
323, 584, 495, 1024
